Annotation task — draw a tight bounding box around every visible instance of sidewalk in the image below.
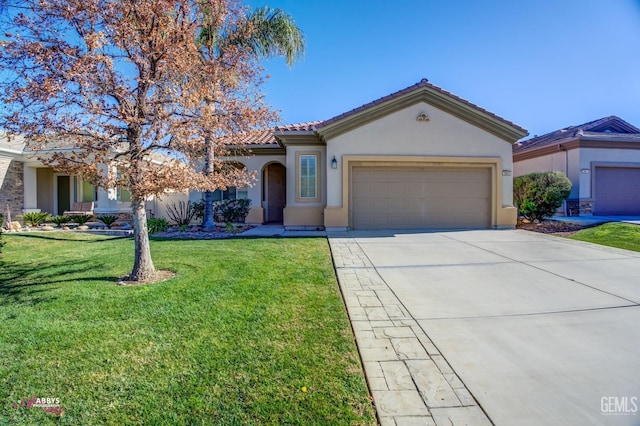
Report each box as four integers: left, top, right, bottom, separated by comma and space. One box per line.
551, 214, 640, 226
239, 224, 326, 237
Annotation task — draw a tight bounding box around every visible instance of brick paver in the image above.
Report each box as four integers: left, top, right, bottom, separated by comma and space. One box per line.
329, 235, 492, 426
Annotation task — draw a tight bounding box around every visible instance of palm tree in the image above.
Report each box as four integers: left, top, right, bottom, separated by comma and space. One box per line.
199, 5, 304, 230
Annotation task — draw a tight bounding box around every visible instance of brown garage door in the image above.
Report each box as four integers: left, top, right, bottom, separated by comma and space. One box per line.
351, 167, 491, 229
594, 167, 640, 215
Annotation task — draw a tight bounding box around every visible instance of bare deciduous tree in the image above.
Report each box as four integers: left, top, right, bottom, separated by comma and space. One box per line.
0, 0, 291, 281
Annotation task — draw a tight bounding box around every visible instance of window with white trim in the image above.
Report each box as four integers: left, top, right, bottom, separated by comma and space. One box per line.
299, 154, 318, 200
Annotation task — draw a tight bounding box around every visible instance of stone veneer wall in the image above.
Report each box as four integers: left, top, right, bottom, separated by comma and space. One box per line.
0, 158, 24, 221
566, 199, 593, 216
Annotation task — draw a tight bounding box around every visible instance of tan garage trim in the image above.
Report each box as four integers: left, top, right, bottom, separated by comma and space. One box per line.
336, 156, 502, 229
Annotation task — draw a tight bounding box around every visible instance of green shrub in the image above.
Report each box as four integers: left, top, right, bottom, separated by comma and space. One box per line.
50, 215, 71, 227
71, 214, 92, 225
214, 199, 251, 223
0, 228, 5, 253
148, 217, 170, 234
514, 171, 572, 222
98, 215, 118, 229
191, 199, 205, 221
22, 211, 51, 226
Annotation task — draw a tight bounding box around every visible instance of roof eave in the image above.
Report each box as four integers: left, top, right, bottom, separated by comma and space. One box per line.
274, 131, 322, 146
316, 86, 528, 143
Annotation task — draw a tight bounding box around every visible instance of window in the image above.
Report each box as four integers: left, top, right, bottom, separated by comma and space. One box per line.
117, 187, 131, 202
297, 152, 319, 202
212, 187, 248, 201
82, 180, 97, 202
115, 171, 131, 202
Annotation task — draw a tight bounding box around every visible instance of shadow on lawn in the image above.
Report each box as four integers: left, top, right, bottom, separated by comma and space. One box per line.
0, 259, 120, 307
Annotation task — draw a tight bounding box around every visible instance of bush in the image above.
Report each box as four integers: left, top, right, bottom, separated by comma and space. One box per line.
214, 199, 251, 223
50, 215, 70, 227
514, 171, 572, 222
148, 218, 170, 234
0, 228, 5, 253
22, 211, 51, 227
71, 215, 92, 225
191, 199, 205, 221
98, 215, 118, 229
166, 200, 196, 226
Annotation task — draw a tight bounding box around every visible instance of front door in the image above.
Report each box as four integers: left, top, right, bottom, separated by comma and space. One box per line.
265, 163, 286, 223
57, 175, 70, 215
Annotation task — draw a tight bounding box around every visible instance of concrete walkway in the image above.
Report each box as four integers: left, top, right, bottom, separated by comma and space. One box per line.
551, 214, 640, 226
239, 224, 326, 237
329, 230, 640, 426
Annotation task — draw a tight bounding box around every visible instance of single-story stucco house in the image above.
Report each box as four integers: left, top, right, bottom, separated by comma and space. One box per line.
1, 79, 528, 230
240, 79, 527, 230
513, 116, 640, 216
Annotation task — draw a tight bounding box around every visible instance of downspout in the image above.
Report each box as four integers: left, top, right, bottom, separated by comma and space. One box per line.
558, 144, 569, 216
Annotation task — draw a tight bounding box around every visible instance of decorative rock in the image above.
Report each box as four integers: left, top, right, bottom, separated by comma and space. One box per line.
77, 225, 89, 230
63, 226, 70, 230
41, 225, 55, 231
10, 221, 21, 231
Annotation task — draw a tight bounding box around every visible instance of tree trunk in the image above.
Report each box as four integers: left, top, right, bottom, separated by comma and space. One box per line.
129, 198, 156, 281
202, 190, 215, 230
202, 132, 216, 231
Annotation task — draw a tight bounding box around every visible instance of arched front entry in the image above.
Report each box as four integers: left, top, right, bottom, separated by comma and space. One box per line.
262, 163, 286, 223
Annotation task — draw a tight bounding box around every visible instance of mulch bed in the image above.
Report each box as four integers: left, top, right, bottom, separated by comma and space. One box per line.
516, 219, 595, 236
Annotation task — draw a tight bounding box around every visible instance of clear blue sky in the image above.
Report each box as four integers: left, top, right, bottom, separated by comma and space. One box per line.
248, 0, 640, 139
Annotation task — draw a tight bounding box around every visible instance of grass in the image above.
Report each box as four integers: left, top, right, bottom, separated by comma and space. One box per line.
0, 233, 376, 425
568, 222, 640, 252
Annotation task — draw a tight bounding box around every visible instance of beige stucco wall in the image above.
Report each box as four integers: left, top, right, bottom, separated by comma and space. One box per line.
283, 145, 326, 228
324, 102, 516, 228
326, 102, 514, 207
190, 154, 286, 224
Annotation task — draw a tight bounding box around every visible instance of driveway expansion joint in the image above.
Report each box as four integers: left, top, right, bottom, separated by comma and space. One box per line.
329, 236, 493, 426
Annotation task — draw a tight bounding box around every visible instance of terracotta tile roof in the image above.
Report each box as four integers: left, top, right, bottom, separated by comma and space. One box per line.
227, 79, 527, 147
513, 116, 640, 153
221, 121, 324, 148
275, 121, 323, 132
316, 78, 527, 135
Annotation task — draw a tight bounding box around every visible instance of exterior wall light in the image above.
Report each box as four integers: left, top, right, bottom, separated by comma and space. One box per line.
502, 170, 512, 176
331, 156, 338, 169
416, 112, 429, 122
580, 168, 590, 174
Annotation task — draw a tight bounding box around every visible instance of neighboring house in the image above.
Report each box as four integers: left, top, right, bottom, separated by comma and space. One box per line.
227, 79, 526, 230
513, 116, 640, 216
1, 79, 528, 229
0, 135, 154, 221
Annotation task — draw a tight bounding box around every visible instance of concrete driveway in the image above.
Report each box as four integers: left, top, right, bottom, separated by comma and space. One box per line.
333, 229, 640, 425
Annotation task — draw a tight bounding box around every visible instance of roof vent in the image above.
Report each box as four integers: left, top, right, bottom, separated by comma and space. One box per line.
416, 112, 430, 122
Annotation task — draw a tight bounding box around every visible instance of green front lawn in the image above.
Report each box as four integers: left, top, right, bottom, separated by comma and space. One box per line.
568, 222, 640, 252
0, 233, 375, 425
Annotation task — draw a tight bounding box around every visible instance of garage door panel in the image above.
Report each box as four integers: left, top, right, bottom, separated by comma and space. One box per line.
352, 166, 491, 230
594, 167, 640, 215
